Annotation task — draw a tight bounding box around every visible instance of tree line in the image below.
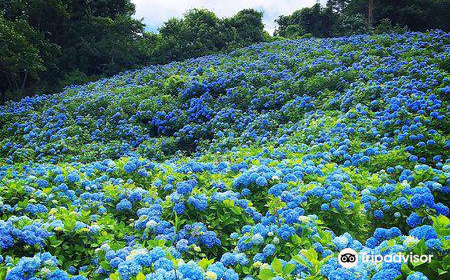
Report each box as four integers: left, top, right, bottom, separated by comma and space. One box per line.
1, 0, 449, 102
275, 0, 450, 38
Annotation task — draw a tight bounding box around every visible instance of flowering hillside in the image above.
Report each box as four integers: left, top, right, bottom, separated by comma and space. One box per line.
0, 31, 449, 280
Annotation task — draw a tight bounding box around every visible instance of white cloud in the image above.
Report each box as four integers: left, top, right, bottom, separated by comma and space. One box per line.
131, 0, 326, 34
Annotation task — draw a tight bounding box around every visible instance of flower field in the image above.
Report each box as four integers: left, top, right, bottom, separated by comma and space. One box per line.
0, 31, 449, 280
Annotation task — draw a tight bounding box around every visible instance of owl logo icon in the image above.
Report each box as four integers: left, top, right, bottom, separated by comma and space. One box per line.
338, 248, 358, 268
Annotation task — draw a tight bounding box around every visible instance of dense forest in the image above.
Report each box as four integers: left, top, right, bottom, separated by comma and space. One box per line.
1, 0, 449, 102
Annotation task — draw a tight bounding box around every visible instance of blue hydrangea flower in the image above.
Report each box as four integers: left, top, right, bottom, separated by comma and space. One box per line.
116, 199, 132, 212
406, 212, 422, 228
409, 225, 438, 241
406, 272, 428, 280
68, 172, 80, 183
118, 260, 141, 280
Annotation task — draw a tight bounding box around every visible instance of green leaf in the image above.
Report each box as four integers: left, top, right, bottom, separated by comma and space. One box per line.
442, 255, 450, 270
17, 199, 29, 208
198, 258, 214, 270
136, 272, 146, 280
401, 263, 412, 274
428, 259, 441, 271
411, 259, 427, 268
258, 269, 276, 280
110, 272, 119, 280
302, 248, 318, 265
272, 257, 282, 274
97, 249, 107, 261
100, 260, 111, 270
65, 218, 77, 232
0, 267, 6, 280
293, 255, 312, 268
291, 234, 302, 246
318, 229, 332, 244
413, 239, 427, 255
283, 263, 296, 275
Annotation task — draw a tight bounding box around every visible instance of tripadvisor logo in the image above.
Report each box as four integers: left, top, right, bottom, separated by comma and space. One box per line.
338, 248, 358, 268
338, 248, 433, 268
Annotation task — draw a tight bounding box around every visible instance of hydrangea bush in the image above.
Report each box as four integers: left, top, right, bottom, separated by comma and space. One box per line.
0, 31, 449, 280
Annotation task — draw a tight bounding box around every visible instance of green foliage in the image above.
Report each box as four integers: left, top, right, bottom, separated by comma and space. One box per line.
158, 9, 224, 60
258, 257, 296, 280
0, 4, 267, 103
292, 248, 332, 280
0, 13, 57, 101
345, 0, 450, 31
258, 246, 332, 280
275, 0, 450, 41
152, 8, 267, 64
334, 13, 369, 36
228, 9, 266, 46
372, 18, 409, 35
275, 4, 336, 38
0, 0, 146, 102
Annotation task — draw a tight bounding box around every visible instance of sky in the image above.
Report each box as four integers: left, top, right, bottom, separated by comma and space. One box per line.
131, 0, 326, 35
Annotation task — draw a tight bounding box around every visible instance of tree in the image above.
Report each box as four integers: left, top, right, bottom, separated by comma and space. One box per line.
181, 9, 225, 57
1, 2, 269, 102
0, 13, 59, 101
60, 15, 146, 77
326, 0, 351, 13
228, 9, 265, 46
157, 9, 223, 61
0, 0, 148, 101
334, 13, 369, 36
344, 0, 450, 31
275, 4, 336, 38
154, 8, 266, 64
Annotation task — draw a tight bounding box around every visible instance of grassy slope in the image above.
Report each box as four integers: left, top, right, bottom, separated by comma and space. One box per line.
0, 31, 449, 280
